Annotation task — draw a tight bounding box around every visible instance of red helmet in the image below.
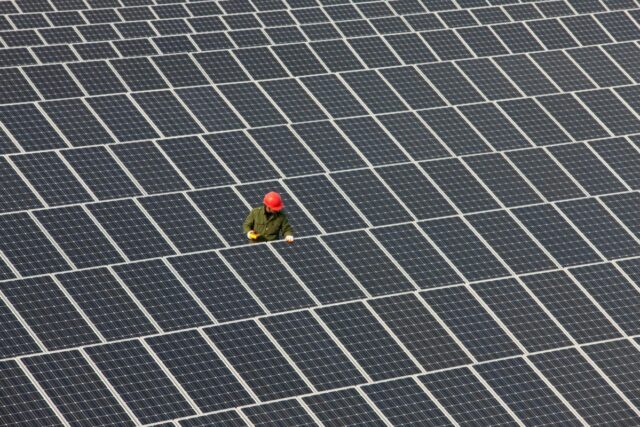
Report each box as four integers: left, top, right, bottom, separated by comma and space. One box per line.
263, 191, 284, 211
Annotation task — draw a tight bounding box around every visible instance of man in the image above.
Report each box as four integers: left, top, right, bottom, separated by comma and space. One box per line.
243, 191, 294, 243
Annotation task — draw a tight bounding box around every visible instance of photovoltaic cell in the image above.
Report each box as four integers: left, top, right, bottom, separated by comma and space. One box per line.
418, 108, 492, 155
132, 91, 203, 137
317, 302, 420, 381
341, 70, 408, 114
337, 116, 410, 165
304, 388, 387, 426
242, 400, 316, 426
458, 103, 530, 151
262, 310, 366, 391
421, 367, 519, 426
558, 198, 640, 260
57, 267, 156, 340
168, 252, 265, 323
35, 206, 124, 269
249, 126, 324, 177
86, 340, 196, 424
472, 279, 572, 352
590, 138, 640, 190
204, 131, 280, 183
347, 36, 401, 68
379, 66, 445, 110
222, 245, 315, 312
176, 87, 244, 133
530, 348, 639, 426
0, 296, 40, 358
112, 259, 210, 332
180, 411, 246, 427
12, 151, 93, 206
421, 217, 509, 282
145, 330, 255, 412
421, 158, 500, 213
86, 95, 159, 142
2, 276, 100, 350
494, 55, 559, 97
23, 65, 83, 100
457, 58, 521, 101
567, 47, 632, 88
363, 378, 452, 426
323, 230, 415, 296
369, 293, 471, 370
41, 99, 114, 146
259, 79, 328, 123
301, 74, 368, 118
499, 99, 570, 146
205, 321, 312, 401
548, 143, 627, 196
286, 174, 367, 233
377, 112, 449, 161
139, 193, 224, 253
0, 360, 62, 426
111, 142, 189, 194
218, 83, 287, 127
507, 148, 585, 201
157, 137, 235, 188
584, 340, 640, 408
522, 271, 622, 343
475, 358, 582, 427
570, 264, 640, 336
0, 157, 43, 213
332, 169, 412, 226
601, 192, 640, 238
0, 212, 70, 276
23, 350, 135, 426
0, 103, 67, 151
372, 224, 462, 288
467, 211, 556, 274
292, 121, 366, 171
463, 154, 543, 207
187, 188, 248, 246
274, 238, 365, 304
61, 146, 142, 201
87, 199, 175, 261
421, 286, 521, 361
531, 50, 595, 92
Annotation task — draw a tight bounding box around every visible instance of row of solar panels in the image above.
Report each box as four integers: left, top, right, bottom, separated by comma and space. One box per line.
2, 10, 639, 78
1, 120, 639, 200
3, 261, 640, 425
0, 0, 614, 32
0, 0, 637, 30
2, 0, 632, 19
1, 134, 639, 259
1, 2, 637, 52
2, 183, 640, 352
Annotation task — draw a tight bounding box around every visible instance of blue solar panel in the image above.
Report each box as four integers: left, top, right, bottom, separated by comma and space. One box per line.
2, 0, 640, 424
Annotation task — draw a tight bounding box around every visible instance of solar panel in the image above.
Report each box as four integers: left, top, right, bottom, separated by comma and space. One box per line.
421, 367, 519, 426
4, 0, 640, 424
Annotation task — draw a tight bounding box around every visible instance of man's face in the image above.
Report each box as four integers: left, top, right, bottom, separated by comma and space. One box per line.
265, 206, 276, 213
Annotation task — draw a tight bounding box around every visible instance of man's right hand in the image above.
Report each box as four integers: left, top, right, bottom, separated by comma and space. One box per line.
247, 230, 259, 240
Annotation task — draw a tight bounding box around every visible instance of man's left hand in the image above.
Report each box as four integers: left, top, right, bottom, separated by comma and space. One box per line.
285, 235, 294, 243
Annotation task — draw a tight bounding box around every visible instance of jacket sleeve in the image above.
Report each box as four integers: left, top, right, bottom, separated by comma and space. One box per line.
281, 214, 293, 237
242, 209, 255, 233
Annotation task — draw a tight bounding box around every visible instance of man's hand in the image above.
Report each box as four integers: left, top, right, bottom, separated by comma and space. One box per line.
285, 235, 294, 244
248, 230, 259, 240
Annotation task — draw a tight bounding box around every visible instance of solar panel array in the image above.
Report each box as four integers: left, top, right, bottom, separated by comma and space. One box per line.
1, 0, 640, 425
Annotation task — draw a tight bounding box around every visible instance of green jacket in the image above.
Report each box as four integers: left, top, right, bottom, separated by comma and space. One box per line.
243, 206, 293, 242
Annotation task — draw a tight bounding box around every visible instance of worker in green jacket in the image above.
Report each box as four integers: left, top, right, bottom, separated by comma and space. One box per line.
243, 191, 294, 243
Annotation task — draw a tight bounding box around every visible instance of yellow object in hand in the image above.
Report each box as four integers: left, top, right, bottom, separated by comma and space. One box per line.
248, 230, 260, 240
